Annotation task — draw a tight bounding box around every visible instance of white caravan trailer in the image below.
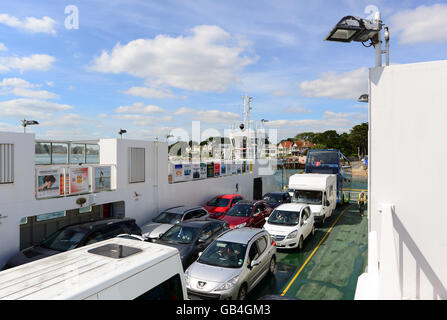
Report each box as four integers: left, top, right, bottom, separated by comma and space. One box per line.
0, 238, 187, 300
288, 173, 337, 226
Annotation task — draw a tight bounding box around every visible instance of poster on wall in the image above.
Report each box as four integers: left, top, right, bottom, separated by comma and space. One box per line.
93, 166, 111, 192
36, 167, 61, 199
226, 162, 232, 176
221, 163, 227, 176
183, 163, 192, 181
192, 163, 200, 180
207, 162, 214, 178
236, 162, 242, 174
242, 161, 246, 173
231, 161, 237, 175
249, 162, 253, 173
173, 164, 184, 183
200, 163, 207, 179
69, 167, 90, 194
214, 162, 220, 177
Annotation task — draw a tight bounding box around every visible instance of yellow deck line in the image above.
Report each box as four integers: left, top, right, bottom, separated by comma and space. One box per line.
280, 204, 353, 296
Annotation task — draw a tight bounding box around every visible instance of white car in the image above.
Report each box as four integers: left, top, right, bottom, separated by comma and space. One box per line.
263, 203, 315, 250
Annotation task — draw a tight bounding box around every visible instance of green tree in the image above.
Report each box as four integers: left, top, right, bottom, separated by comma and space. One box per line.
349, 122, 368, 157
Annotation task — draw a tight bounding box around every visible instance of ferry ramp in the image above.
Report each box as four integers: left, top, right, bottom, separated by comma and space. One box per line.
248, 203, 368, 300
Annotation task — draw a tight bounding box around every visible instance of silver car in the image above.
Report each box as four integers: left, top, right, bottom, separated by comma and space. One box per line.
140, 206, 209, 241
185, 228, 276, 300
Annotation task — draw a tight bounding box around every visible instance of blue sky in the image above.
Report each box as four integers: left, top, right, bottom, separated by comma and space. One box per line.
1, 0, 447, 142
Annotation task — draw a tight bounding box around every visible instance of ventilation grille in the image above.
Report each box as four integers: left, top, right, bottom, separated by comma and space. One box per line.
0, 144, 14, 184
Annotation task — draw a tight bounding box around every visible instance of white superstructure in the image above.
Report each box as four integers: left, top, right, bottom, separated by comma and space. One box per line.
0, 131, 277, 269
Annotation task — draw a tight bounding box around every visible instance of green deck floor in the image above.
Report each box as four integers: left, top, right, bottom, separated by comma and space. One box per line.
248, 203, 368, 300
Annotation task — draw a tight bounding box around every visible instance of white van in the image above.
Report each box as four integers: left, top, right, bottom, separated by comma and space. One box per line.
288, 173, 337, 226
0, 238, 187, 300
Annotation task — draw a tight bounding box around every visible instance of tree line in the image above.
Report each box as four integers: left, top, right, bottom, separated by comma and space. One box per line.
282, 122, 368, 157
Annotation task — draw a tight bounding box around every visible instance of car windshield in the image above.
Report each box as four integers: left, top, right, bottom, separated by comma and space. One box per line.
207, 197, 230, 207
153, 211, 183, 224
198, 241, 247, 268
160, 225, 199, 244
225, 204, 253, 217
262, 194, 282, 203
293, 190, 322, 205
40, 228, 88, 251
268, 210, 300, 226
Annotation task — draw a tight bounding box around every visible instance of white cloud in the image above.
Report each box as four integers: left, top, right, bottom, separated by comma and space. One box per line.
284, 106, 312, 114
90, 25, 255, 92
390, 4, 447, 44
0, 43, 7, 51
174, 107, 240, 124
112, 114, 174, 126
11, 87, 59, 99
0, 54, 55, 73
266, 110, 367, 136
0, 98, 73, 118
123, 86, 180, 99
39, 113, 87, 127
114, 102, 167, 114
0, 14, 56, 35
0, 77, 36, 88
271, 90, 292, 97
299, 67, 368, 100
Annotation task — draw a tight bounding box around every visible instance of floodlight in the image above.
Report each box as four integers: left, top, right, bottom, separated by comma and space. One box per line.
21, 119, 39, 133
358, 94, 369, 103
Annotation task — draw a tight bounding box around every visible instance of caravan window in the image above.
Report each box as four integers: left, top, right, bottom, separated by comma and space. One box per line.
135, 274, 184, 300
293, 190, 323, 205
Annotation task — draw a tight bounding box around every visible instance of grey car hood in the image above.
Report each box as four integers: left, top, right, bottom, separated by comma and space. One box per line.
187, 261, 241, 292
140, 223, 173, 239
5, 245, 60, 268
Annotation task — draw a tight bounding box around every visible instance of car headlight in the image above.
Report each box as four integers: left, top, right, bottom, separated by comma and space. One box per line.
184, 269, 191, 287
215, 275, 239, 291
286, 230, 298, 239
234, 222, 246, 229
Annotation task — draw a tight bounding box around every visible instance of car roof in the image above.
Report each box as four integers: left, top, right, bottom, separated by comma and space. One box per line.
235, 200, 257, 205
178, 218, 226, 228
217, 194, 242, 199
274, 203, 308, 212
163, 205, 205, 214
216, 227, 266, 244
264, 192, 288, 196
62, 218, 135, 232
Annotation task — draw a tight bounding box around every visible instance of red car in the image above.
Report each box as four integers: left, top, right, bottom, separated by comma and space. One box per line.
221, 200, 273, 229
204, 194, 244, 219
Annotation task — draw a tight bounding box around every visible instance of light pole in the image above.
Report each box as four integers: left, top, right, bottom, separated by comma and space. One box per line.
21, 119, 39, 133
324, 12, 390, 67
118, 129, 127, 139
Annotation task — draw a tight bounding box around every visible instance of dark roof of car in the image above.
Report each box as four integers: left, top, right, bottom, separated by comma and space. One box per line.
177, 218, 227, 228
62, 218, 135, 232
264, 192, 289, 196
163, 205, 206, 214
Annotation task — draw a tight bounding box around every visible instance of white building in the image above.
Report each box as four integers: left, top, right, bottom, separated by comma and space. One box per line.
355, 60, 447, 300
0, 132, 277, 268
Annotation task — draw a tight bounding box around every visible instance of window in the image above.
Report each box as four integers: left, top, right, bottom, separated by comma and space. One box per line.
135, 274, 184, 300
36, 211, 66, 222
198, 225, 213, 241
19, 217, 27, 225
0, 143, 14, 184
70, 143, 86, 164
79, 206, 92, 214
129, 147, 145, 183
256, 236, 267, 255
248, 242, 259, 264
86, 144, 99, 164
35, 142, 51, 165
211, 223, 223, 234
51, 143, 68, 164
101, 224, 126, 239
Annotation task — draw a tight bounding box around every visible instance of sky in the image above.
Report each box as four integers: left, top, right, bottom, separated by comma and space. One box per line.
1, 0, 447, 143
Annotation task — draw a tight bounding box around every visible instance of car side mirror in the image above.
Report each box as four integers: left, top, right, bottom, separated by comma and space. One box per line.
158, 233, 164, 238
198, 252, 202, 257
325, 200, 330, 206
250, 260, 260, 268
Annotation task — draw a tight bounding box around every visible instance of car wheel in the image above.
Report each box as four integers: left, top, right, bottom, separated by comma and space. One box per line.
237, 284, 247, 300
268, 256, 276, 275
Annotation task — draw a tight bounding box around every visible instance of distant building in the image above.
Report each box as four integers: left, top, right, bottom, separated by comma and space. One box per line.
278, 141, 293, 156
292, 140, 314, 155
